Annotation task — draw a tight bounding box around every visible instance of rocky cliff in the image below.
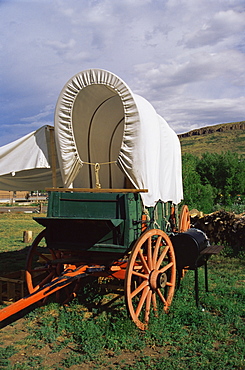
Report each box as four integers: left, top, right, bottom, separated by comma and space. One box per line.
178, 121, 245, 138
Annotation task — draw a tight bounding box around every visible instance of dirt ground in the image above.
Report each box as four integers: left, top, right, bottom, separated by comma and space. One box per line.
0, 316, 165, 369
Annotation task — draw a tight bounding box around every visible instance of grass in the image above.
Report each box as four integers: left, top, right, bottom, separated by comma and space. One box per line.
0, 213, 244, 369
0, 213, 44, 274
179, 126, 245, 157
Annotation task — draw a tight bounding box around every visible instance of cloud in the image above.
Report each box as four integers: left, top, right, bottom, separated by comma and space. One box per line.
44, 38, 91, 62
45, 39, 76, 51
20, 104, 54, 123
184, 9, 245, 48
165, 95, 245, 133
1, 104, 54, 134
133, 48, 245, 101
0, 0, 244, 147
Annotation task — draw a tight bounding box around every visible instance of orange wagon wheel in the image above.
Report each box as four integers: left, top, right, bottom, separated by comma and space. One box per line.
125, 229, 176, 330
179, 205, 191, 232
25, 229, 62, 294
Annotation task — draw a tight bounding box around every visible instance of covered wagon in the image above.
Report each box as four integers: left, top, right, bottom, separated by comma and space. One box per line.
0, 69, 211, 330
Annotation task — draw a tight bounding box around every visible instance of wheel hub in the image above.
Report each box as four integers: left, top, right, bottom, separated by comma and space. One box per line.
149, 270, 167, 290
157, 272, 167, 288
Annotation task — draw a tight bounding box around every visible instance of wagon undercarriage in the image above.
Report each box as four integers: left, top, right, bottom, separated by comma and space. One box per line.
1, 188, 188, 330
0, 231, 177, 331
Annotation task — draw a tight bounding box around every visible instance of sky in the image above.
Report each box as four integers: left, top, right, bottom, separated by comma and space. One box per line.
0, 0, 244, 146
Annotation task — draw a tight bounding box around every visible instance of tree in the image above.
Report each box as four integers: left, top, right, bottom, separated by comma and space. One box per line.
197, 152, 245, 207
182, 153, 214, 213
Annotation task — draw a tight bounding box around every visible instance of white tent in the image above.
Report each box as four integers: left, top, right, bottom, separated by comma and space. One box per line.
0, 125, 62, 191
55, 68, 183, 206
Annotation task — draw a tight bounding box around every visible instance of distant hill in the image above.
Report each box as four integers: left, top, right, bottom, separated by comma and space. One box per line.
178, 121, 245, 157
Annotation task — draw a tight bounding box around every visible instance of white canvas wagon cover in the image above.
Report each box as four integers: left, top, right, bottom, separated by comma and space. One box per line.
55, 68, 183, 207
0, 126, 62, 191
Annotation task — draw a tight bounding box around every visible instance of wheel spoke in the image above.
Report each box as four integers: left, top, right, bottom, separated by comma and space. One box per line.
32, 271, 55, 292
34, 251, 52, 263
38, 271, 55, 287
152, 291, 157, 313
131, 279, 148, 298
152, 236, 162, 267
144, 289, 152, 323
132, 270, 149, 279
156, 245, 170, 270
28, 268, 54, 275
156, 287, 167, 305
135, 286, 150, 318
147, 237, 153, 270
138, 250, 151, 274
159, 261, 174, 274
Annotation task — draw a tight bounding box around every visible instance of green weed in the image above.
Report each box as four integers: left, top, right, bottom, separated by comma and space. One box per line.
0, 214, 244, 369
0, 346, 17, 367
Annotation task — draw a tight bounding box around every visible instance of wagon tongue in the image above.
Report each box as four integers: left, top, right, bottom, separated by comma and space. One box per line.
0, 265, 89, 329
